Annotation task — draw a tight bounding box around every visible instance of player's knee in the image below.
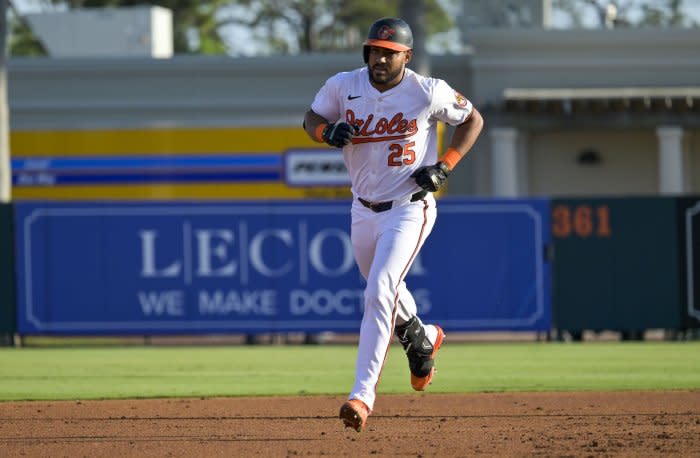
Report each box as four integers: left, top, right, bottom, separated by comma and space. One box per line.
363, 282, 379, 303
364, 278, 397, 309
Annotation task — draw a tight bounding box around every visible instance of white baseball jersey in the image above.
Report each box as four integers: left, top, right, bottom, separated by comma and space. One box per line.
311, 66, 473, 203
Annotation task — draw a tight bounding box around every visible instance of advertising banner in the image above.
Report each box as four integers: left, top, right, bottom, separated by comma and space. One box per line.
15, 199, 550, 334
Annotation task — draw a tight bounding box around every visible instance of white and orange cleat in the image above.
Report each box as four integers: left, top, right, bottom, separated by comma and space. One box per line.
410, 325, 445, 390
395, 317, 446, 391
339, 399, 370, 432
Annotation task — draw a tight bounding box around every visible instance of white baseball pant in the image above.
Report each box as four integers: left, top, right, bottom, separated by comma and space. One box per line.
347, 193, 437, 410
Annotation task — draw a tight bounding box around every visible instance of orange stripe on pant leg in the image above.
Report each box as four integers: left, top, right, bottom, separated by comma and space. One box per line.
372, 199, 430, 395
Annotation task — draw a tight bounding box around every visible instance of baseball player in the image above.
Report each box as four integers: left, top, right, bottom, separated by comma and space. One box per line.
303, 17, 484, 432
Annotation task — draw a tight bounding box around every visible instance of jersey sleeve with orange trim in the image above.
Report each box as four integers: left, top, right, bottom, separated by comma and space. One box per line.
310, 73, 346, 123
429, 79, 473, 127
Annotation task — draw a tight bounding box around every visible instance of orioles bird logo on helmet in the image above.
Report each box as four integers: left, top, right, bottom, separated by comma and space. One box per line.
377, 25, 395, 40
362, 18, 413, 64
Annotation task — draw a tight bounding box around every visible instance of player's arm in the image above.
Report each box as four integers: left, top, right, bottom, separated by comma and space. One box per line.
411, 107, 484, 192
442, 107, 484, 169
303, 109, 356, 148
303, 110, 330, 142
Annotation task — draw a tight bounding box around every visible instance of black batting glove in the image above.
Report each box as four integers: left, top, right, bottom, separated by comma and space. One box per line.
411, 162, 451, 192
322, 122, 355, 148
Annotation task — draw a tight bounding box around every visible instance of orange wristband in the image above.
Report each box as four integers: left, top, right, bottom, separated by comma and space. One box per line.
313, 123, 328, 143
441, 147, 462, 171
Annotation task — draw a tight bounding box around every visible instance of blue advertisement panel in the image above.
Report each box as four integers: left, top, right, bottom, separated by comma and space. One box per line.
15, 199, 550, 334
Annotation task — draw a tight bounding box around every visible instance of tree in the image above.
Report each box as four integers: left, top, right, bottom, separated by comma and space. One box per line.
8, 3, 46, 56
552, 0, 698, 28
9, 0, 452, 56
228, 0, 452, 54
638, 0, 689, 26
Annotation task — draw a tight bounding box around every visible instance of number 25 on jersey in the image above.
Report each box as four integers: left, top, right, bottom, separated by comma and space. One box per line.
387, 141, 416, 166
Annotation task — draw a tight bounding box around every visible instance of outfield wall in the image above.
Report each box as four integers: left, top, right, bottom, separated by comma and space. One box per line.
0, 204, 16, 336
552, 196, 700, 336
5, 196, 700, 337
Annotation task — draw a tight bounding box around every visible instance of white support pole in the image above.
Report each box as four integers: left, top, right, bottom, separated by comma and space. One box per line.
656, 126, 684, 195
490, 127, 519, 197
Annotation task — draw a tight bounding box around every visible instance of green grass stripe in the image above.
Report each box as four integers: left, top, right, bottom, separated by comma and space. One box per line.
0, 342, 698, 401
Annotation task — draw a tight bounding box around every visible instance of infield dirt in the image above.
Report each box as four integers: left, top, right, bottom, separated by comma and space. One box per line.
1, 391, 698, 456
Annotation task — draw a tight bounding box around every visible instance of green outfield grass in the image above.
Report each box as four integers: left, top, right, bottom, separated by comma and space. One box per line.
0, 342, 698, 401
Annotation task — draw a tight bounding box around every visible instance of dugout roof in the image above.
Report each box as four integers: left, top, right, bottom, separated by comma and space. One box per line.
493, 86, 700, 129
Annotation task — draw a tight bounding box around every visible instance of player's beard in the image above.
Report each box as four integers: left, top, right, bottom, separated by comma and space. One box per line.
369, 63, 404, 86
